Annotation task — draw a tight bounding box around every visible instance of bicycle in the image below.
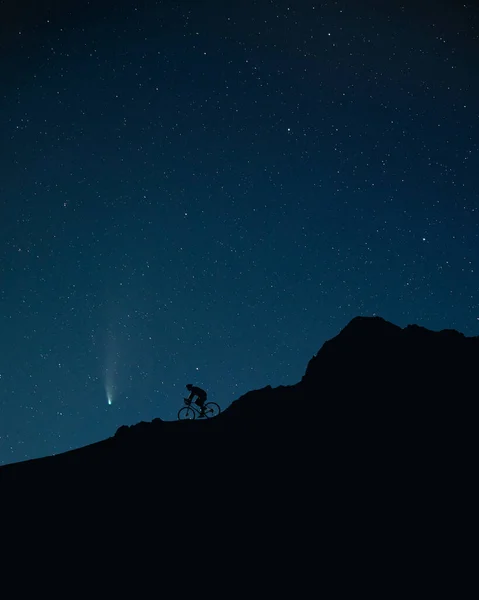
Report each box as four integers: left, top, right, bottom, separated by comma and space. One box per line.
177, 398, 221, 420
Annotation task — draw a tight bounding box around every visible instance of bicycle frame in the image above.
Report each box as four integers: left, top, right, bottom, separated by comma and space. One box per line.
178, 398, 220, 421
184, 402, 204, 416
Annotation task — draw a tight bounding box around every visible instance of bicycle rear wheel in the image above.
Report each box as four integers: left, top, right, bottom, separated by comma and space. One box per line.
178, 406, 196, 420
203, 402, 220, 418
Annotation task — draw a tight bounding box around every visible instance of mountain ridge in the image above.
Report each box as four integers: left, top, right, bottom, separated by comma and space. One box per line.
1, 315, 477, 488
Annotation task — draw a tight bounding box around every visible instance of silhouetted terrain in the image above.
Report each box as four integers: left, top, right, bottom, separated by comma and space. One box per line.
2, 316, 476, 492
2, 315, 476, 585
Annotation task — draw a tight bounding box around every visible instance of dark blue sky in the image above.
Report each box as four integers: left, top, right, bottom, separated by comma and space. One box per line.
1, 0, 478, 464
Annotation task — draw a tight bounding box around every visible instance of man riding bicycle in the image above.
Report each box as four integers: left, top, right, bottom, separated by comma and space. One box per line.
185, 384, 207, 417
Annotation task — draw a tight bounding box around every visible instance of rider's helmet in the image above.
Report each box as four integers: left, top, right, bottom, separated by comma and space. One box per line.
186, 383, 193, 390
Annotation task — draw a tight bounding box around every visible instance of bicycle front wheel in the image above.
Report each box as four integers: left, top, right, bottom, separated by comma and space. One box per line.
178, 406, 196, 420
203, 402, 220, 418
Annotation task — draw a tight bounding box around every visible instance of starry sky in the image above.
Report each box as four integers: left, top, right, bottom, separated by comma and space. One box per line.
1, 0, 478, 464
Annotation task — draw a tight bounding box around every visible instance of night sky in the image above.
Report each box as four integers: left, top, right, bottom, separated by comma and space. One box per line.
1, 0, 478, 465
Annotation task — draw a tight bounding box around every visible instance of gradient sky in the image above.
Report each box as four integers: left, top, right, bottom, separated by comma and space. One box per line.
1, 0, 478, 465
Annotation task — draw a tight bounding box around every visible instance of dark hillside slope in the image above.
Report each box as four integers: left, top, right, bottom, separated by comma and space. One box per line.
1, 316, 477, 498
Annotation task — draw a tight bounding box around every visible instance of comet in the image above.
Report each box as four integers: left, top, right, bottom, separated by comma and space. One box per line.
106, 387, 113, 405
105, 373, 115, 406
103, 325, 119, 406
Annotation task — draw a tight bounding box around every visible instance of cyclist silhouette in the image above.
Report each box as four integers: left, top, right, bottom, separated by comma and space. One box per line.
185, 384, 207, 416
